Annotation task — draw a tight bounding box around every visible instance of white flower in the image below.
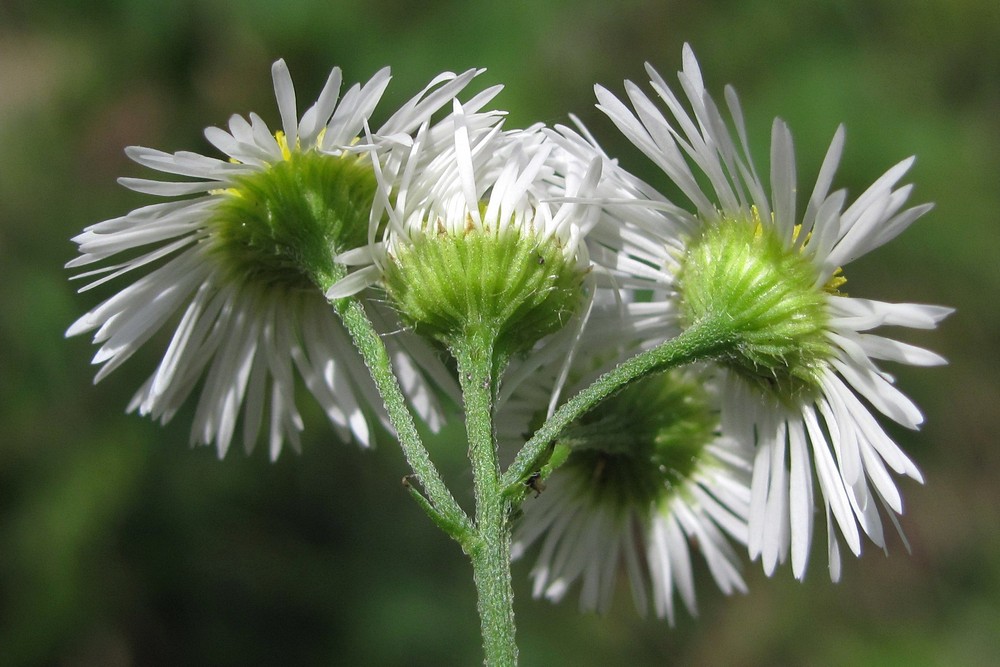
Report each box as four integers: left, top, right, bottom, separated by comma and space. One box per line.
330, 102, 604, 358
593, 45, 951, 580
67, 60, 486, 460
507, 352, 751, 623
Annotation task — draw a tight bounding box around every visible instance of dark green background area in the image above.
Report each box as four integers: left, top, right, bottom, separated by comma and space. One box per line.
1, 1, 998, 665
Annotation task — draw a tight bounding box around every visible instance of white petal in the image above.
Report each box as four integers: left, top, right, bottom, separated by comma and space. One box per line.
117, 177, 221, 196
271, 59, 299, 147
828, 297, 953, 331
801, 125, 845, 242
325, 266, 381, 299
769, 118, 797, 243
298, 67, 343, 145
788, 417, 814, 579
832, 357, 924, 429
855, 333, 948, 366
804, 407, 861, 556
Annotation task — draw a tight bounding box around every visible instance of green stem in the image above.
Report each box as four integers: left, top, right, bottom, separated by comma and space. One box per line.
501, 318, 733, 496
335, 297, 473, 544
453, 329, 518, 667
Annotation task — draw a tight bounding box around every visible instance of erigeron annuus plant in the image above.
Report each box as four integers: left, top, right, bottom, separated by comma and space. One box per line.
67, 47, 949, 666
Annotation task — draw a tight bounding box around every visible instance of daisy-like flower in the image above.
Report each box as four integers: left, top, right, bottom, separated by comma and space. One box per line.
506, 348, 751, 623
593, 45, 951, 580
330, 102, 603, 362
67, 60, 491, 460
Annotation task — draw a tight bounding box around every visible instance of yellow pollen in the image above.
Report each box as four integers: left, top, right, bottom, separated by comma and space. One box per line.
209, 128, 332, 197
275, 131, 294, 161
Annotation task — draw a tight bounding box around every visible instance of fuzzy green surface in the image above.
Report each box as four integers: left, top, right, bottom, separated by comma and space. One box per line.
678, 218, 833, 403
557, 370, 718, 515
384, 227, 586, 356
208, 152, 377, 292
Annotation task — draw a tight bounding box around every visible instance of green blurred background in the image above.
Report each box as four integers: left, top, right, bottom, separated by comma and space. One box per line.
2, 1, 998, 665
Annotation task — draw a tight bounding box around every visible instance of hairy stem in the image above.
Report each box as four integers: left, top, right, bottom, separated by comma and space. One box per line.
335, 297, 473, 543
453, 328, 518, 666
501, 319, 733, 496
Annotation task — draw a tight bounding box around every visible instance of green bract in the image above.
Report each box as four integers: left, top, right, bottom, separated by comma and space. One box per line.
557, 370, 718, 515
677, 215, 834, 403
209, 151, 377, 292
384, 224, 586, 358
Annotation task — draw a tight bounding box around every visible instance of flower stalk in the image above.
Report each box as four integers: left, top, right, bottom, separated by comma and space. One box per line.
453, 327, 518, 667
502, 318, 736, 497
333, 296, 474, 544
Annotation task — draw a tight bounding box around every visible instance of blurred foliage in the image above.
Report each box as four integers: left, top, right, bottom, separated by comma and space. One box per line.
1, 0, 999, 665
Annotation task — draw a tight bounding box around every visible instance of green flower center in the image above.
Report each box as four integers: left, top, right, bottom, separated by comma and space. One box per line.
384, 222, 587, 357
558, 370, 718, 515
677, 214, 838, 402
207, 150, 377, 292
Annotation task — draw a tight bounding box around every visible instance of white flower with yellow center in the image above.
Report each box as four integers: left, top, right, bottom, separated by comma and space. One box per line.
67, 60, 490, 459
594, 45, 951, 580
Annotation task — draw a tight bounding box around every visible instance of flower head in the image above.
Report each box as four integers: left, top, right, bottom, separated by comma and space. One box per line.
507, 347, 751, 623
67, 60, 486, 459
594, 45, 951, 579
331, 104, 603, 361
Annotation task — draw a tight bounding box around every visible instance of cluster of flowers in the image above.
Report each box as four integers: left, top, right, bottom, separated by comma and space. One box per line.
68, 46, 948, 622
